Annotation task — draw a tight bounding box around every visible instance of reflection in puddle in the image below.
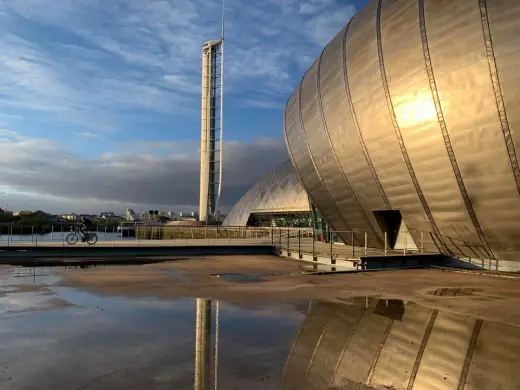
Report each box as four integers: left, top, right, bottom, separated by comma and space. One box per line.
1, 268, 520, 389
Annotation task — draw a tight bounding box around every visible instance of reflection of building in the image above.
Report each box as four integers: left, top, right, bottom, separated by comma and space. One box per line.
225, 0, 520, 263
284, 297, 520, 389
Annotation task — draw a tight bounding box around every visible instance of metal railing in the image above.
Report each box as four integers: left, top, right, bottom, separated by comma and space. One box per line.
270, 228, 492, 264
0, 224, 273, 247
0, 224, 493, 266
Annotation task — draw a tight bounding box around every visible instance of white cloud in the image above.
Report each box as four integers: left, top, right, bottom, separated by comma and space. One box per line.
0, 0, 356, 119
0, 0, 357, 212
0, 135, 288, 213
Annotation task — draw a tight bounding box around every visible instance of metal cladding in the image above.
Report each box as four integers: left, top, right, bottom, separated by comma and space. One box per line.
283, 0, 520, 261
222, 160, 310, 226
283, 298, 520, 389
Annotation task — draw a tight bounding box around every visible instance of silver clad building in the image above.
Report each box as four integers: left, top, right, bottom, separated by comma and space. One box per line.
222, 161, 311, 227
283, 0, 520, 261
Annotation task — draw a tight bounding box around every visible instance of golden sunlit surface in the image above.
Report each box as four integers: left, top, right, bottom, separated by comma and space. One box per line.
394, 91, 438, 127
283, 0, 520, 263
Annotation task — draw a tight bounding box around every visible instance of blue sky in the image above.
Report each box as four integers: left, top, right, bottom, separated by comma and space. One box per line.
0, 0, 365, 213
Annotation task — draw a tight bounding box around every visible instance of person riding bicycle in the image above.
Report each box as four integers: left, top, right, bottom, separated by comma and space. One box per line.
78, 216, 93, 241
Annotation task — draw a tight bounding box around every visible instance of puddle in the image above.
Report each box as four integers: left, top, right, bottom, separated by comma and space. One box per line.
1, 268, 520, 389
215, 273, 268, 283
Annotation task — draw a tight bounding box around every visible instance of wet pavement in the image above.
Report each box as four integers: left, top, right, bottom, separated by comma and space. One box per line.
1, 265, 520, 389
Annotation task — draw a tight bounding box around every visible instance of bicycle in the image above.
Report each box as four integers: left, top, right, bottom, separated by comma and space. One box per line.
66, 225, 98, 245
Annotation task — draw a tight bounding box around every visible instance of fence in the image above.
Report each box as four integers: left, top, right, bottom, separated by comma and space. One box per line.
0, 224, 492, 264
0, 224, 274, 246
270, 228, 492, 264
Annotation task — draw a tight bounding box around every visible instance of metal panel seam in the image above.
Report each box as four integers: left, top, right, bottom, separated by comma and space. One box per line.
406, 310, 438, 390
304, 310, 337, 381
457, 319, 483, 390
376, 0, 447, 254
419, 0, 495, 260
342, 19, 392, 210
297, 71, 359, 243
478, 0, 520, 194
328, 308, 366, 388
317, 44, 384, 246
365, 318, 394, 386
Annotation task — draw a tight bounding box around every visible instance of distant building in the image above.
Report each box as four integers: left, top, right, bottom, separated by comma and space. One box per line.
59, 213, 79, 221
125, 209, 137, 221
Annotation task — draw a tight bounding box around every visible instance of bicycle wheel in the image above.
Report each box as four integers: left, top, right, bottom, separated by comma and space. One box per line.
66, 233, 78, 245
87, 233, 98, 245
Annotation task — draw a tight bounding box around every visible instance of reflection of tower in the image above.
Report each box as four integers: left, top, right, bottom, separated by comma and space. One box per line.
194, 299, 212, 390
194, 299, 220, 390
199, 3, 225, 223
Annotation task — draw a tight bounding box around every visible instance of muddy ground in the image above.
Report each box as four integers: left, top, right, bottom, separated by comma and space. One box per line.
10, 254, 514, 328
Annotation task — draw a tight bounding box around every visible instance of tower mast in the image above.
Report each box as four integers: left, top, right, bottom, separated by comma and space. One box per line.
199, 0, 225, 223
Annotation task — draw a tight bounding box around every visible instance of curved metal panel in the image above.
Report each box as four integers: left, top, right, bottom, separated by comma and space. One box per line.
344, 0, 438, 253
283, 0, 520, 261
285, 85, 353, 238
318, 25, 385, 248
222, 160, 310, 227
418, 0, 493, 258
376, 0, 449, 254
300, 53, 373, 245
424, 0, 520, 261
479, 0, 520, 194
298, 60, 356, 243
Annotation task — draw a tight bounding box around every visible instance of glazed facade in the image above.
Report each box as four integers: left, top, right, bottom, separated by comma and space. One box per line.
284, 0, 520, 261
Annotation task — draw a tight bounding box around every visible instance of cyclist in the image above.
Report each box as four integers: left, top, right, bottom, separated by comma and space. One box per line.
78, 216, 93, 241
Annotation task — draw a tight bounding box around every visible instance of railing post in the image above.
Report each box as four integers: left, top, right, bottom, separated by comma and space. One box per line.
364, 232, 368, 256
31, 226, 34, 243
51, 225, 54, 241
312, 230, 316, 261
351, 231, 355, 258
384, 232, 388, 256
271, 226, 274, 246
279, 228, 282, 253
298, 229, 301, 258
287, 228, 290, 256
330, 233, 334, 264
420, 232, 424, 254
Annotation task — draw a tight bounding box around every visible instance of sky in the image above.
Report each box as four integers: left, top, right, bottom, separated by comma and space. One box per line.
0, 0, 365, 214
